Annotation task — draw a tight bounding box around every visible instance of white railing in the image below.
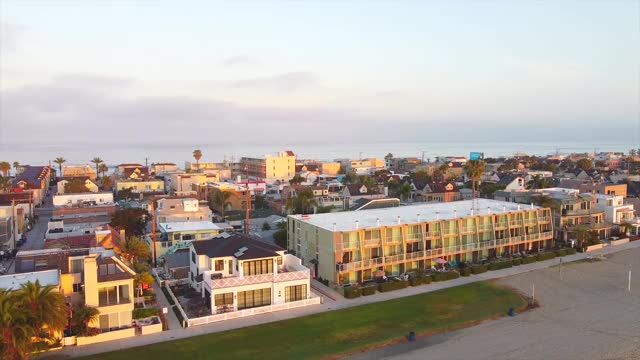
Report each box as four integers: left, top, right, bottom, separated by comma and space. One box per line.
405, 251, 424, 260
362, 257, 384, 267
509, 220, 523, 226
337, 261, 362, 272
164, 284, 189, 328
207, 270, 310, 289
405, 235, 422, 242
385, 237, 402, 244
363, 239, 382, 247
425, 231, 440, 238
538, 216, 551, 222
442, 229, 457, 236
477, 224, 493, 232
460, 226, 476, 233
495, 222, 508, 228
188, 296, 322, 327
384, 254, 405, 263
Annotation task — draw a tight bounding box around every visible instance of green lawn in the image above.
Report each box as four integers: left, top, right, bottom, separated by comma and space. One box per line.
83, 281, 526, 360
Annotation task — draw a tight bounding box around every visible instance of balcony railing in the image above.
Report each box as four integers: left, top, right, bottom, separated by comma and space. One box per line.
207, 270, 310, 289
363, 239, 382, 247
524, 218, 537, 225
361, 257, 384, 268
442, 228, 457, 236
385, 237, 402, 244
405, 235, 422, 243
494, 222, 508, 228
562, 208, 593, 216
98, 298, 131, 307
538, 216, 551, 222
425, 231, 440, 238
384, 254, 405, 263
339, 241, 360, 250
460, 226, 476, 234
405, 251, 424, 260
477, 224, 493, 232
509, 220, 523, 227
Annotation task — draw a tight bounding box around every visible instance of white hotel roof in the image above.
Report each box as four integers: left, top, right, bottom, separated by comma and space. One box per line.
291, 199, 540, 232
0, 269, 60, 291
158, 221, 221, 232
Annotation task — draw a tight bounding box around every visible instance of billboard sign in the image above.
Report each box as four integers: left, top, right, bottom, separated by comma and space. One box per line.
469, 152, 482, 160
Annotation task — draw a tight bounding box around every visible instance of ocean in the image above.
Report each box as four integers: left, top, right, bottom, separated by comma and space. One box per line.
1, 140, 637, 167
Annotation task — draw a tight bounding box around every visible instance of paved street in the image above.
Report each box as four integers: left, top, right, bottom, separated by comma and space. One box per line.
42, 240, 640, 359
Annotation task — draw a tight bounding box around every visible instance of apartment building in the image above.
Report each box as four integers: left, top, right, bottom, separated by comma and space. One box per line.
156, 221, 222, 257
13, 165, 52, 205
150, 162, 178, 176
189, 232, 312, 315
288, 199, 553, 287
115, 179, 165, 196
240, 151, 296, 183
62, 164, 97, 180
336, 158, 385, 176
156, 198, 212, 223
595, 194, 634, 225
53, 191, 115, 207
57, 178, 99, 194
168, 173, 222, 194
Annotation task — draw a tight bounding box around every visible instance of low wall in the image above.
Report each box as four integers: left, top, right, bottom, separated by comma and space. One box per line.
611, 238, 630, 246
141, 323, 163, 335
76, 328, 135, 346
586, 244, 605, 252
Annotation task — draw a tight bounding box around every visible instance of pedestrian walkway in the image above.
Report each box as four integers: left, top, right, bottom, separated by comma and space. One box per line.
48, 240, 640, 359
153, 282, 181, 330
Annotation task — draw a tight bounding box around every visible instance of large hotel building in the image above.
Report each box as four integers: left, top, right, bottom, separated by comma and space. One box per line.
288, 199, 553, 286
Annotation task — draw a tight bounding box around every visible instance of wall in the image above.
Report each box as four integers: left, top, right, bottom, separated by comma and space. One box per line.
321, 162, 341, 176
141, 323, 163, 335
53, 192, 114, 207
116, 180, 164, 194
76, 327, 135, 346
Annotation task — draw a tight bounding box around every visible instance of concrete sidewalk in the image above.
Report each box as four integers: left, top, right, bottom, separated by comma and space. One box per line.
153, 282, 181, 330
45, 240, 640, 359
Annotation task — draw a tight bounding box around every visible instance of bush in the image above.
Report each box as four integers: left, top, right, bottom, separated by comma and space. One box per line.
172, 305, 185, 327
315, 277, 330, 287
555, 249, 568, 257
471, 264, 488, 274
487, 261, 513, 271
161, 286, 175, 306
378, 280, 409, 292
133, 307, 159, 319
566, 247, 577, 255
536, 252, 557, 261
512, 258, 522, 266
459, 267, 472, 277
262, 222, 271, 231
521, 256, 537, 264
431, 271, 460, 282
409, 275, 432, 286
360, 285, 377, 296
343, 286, 361, 299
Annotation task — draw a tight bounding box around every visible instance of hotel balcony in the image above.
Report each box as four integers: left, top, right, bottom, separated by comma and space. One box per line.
363, 238, 382, 247
385, 236, 402, 245
405, 235, 423, 243
562, 208, 595, 216
460, 226, 476, 234
425, 231, 440, 238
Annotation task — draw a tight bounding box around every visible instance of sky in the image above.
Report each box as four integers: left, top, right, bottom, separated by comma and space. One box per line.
0, 1, 639, 160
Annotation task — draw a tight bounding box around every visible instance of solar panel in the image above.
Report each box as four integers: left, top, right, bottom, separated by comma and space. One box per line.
238, 246, 248, 252
234, 251, 245, 257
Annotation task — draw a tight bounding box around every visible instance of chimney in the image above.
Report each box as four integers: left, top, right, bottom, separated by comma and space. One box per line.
454, 210, 457, 219
517, 204, 521, 211
355, 220, 359, 229
417, 214, 421, 223
470, 208, 474, 216
503, 206, 506, 213
488, 207, 491, 214
397, 216, 401, 225
531, 202, 534, 209
436, 211, 440, 220
376, 218, 380, 227
333, 223, 337, 232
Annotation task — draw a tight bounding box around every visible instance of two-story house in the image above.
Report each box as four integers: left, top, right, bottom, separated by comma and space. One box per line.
189, 233, 312, 315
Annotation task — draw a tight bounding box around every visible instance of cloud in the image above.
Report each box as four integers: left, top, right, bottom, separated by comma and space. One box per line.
219, 55, 260, 67
0, 22, 25, 52
225, 71, 318, 92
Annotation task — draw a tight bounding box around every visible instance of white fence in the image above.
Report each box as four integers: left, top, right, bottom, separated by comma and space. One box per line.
187, 296, 322, 327
163, 283, 189, 328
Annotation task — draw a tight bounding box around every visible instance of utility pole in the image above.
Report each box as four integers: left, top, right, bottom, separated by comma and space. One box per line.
531, 283, 535, 306
245, 166, 251, 235
628, 264, 632, 292
11, 199, 16, 250
150, 200, 157, 266
145, 157, 149, 168
422, 151, 425, 165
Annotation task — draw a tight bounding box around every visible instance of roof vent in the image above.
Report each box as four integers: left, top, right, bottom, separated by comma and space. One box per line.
376, 218, 380, 227
355, 220, 360, 229
397, 216, 401, 225
417, 214, 421, 223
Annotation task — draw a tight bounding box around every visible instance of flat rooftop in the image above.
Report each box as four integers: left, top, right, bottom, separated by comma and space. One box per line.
0, 269, 60, 290
290, 199, 540, 232
158, 221, 221, 232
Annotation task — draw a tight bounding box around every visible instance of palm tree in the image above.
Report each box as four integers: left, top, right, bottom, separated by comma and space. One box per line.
12, 162, 19, 176
90, 157, 103, 177
0, 289, 34, 360
100, 176, 114, 190
19, 280, 67, 337
119, 236, 151, 264
285, 188, 318, 215
0, 162, 10, 177
400, 183, 412, 201
193, 149, 202, 171
438, 164, 449, 181
54, 157, 66, 178
70, 304, 99, 336
209, 190, 236, 219
98, 163, 109, 177
463, 160, 485, 199
0, 176, 11, 193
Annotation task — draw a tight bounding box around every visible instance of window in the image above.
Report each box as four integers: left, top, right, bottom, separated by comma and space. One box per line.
192, 252, 196, 263
35, 259, 48, 269
98, 286, 117, 306
215, 260, 224, 271
72, 283, 82, 293
277, 256, 283, 265
118, 284, 130, 302
214, 292, 233, 306
182, 234, 194, 241
70, 259, 83, 274
242, 259, 273, 276
228, 260, 233, 275
237, 288, 271, 309
173, 234, 180, 241
285, 285, 307, 302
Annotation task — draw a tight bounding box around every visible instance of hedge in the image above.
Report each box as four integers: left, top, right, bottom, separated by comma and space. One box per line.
471, 264, 488, 274
409, 275, 432, 286
360, 285, 377, 296
536, 252, 557, 261
431, 271, 460, 282
344, 286, 361, 299
161, 286, 175, 306
172, 305, 185, 327
555, 249, 568, 257
378, 280, 409, 292
487, 261, 513, 271
521, 256, 537, 264
512, 258, 522, 266
133, 308, 158, 319
459, 267, 472, 277
566, 247, 577, 255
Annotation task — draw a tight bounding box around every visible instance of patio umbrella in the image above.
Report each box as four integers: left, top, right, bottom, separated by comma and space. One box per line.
374, 270, 386, 277
434, 258, 447, 264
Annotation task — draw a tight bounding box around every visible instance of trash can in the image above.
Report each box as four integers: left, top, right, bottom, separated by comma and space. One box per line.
408, 331, 416, 342
508, 307, 515, 317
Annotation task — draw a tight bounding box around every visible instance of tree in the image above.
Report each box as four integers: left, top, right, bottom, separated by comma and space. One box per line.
253, 194, 267, 210
64, 179, 91, 193
411, 170, 431, 181
399, 183, 412, 201
18, 280, 67, 337
54, 157, 66, 178
90, 157, 103, 177
527, 175, 554, 190
285, 187, 318, 215
0, 162, 10, 177
0, 289, 34, 360
273, 228, 287, 248
384, 153, 393, 160
262, 222, 271, 231
98, 163, 109, 177
119, 236, 151, 264
118, 187, 134, 201
209, 190, 236, 219
359, 176, 377, 188
193, 149, 202, 170
438, 164, 450, 181
532, 195, 560, 212
289, 174, 305, 185
341, 171, 358, 184
134, 271, 154, 297
0, 176, 11, 193
70, 304, 99, 337
463, 160, 486, 199
12, 162, 19, 176
576, 158, 593, 171
100, 176, 114, 190
110, 208, 150, 236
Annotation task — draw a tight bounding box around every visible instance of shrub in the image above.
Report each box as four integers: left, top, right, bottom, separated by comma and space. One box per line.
521, 256, 537, 264
161, 286, 175, 306
512, 258, 522, 266
172, 305, 185, 327
378, 280, 409, 292
566, 247, 577, 255
262, 222, 271, 231
431, 271, 460, 282
555, 249, 568, 257
133, 307, 158, 319
459, 267, 472, 277
343, 286, 361, 299
315, 277, 330, 287
409, 275, 432, 286
471, 264, 488, 274
536, 252, 557, 261
487, 261, 513, 271
360, 285, 377, 296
